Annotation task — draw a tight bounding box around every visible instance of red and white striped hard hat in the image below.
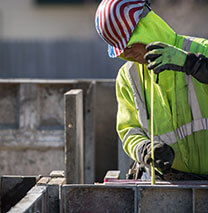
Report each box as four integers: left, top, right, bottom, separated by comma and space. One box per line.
95, 0, 145, 58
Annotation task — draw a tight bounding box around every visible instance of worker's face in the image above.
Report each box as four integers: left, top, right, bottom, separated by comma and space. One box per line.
123, 43, 147, 64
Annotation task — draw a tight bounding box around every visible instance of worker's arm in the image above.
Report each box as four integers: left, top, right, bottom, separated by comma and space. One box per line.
144, 42, 208, 84
184, 53, 208, 83
116, 65, 174, 171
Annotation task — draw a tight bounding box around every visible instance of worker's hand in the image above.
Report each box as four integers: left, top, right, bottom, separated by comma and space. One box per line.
143, 141, 175, 172
144, 42, 188, 74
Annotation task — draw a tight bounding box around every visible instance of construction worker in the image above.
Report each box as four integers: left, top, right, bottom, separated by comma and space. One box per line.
95, 0, 208, 179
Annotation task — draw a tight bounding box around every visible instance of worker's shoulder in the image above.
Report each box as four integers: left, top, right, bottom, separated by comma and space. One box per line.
117, 61, 138, 83
119, 61, 138, 74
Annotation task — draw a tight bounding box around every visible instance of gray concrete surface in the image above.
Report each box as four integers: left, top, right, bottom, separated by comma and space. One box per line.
0, 80, 117, 184
64, 89, 84, 184
61, 185, 136, 213
61, 183, 208, 213
4, 174, 208, 213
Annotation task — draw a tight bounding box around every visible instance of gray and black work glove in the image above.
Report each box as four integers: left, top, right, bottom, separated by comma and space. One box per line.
145, 41, 208, 84
137, 140, 175, 172
144, 42, 188, 74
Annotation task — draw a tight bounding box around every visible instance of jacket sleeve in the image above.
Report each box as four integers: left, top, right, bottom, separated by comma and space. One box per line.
116, 65, 150, 162
184, 53, 208, 84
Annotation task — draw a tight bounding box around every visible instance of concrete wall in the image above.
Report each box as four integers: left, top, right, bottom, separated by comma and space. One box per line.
0, 80, 66, 176
0, 80, 117, 183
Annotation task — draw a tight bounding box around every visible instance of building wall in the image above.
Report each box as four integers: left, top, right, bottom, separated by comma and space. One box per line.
0, 1, 207, 79
0, 0, 98, 39
0, 0, 207, 40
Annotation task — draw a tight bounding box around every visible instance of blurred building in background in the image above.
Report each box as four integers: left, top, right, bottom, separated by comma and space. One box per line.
0, 0, 207, 79
0, 0, 123, 79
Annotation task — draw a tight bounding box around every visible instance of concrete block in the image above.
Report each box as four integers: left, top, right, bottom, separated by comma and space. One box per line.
104, 171, 121, 180
37, 177, 52, 185
49, 170, 64, 178
64, 89, 84, 184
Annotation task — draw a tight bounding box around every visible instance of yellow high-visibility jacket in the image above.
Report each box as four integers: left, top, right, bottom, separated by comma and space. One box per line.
116, 10, 208, 174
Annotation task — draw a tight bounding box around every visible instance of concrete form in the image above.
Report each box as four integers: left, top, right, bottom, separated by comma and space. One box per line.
61, 182, 208, 213
8, 185, 48, 213
0, 79, 117, 184
6, 171, 65, 213
5, 174, 208, 213
64, 89, 84, 184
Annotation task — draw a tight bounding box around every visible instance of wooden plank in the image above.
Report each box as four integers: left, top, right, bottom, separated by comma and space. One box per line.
49, 170, 64, 178
104, 171, 121, 180
37, 177, 51, 185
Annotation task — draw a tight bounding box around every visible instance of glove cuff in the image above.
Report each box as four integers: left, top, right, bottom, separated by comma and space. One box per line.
135, 140, 151, 163
135, 140, 165, 164
183, 53, 203, 75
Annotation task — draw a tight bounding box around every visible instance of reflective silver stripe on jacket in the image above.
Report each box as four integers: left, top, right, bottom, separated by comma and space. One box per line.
176, 118, 208, 141
183, 36, 195, 52
123, 127, 147, 143
126, 62, 149, 134
123, 118, 208, 145
123, 127, 177, 145
183, 36, 203, 120
185, 75, 202, 120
